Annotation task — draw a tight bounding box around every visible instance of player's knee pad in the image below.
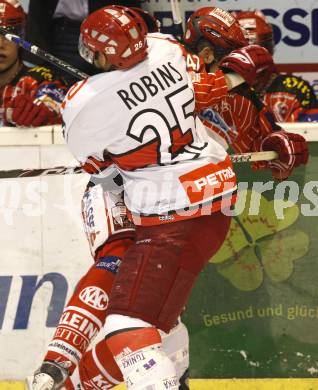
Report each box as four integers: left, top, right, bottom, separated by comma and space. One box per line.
65, 316, 188, 389
44, 240, 131, 372
105, 322, 178, 390
104, 314, 153, 336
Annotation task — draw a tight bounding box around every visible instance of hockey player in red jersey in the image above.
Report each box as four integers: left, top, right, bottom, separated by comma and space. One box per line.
32, 5, 278, 390
0, 0, 67, 127
183, 6, 308, 180
234, 10, 318, 123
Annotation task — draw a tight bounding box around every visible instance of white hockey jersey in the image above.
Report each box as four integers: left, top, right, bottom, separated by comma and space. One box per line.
62, 33, 237, 225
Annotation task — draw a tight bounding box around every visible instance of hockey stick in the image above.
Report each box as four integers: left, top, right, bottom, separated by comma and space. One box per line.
230, 150, 278, 163
170, 0, 184, 40
0, 151, 278, 179
0, 165, 84, 179
0, 27, 89, 80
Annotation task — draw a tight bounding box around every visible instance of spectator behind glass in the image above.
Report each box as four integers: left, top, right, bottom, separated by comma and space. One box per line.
24, 0, 142, 84
0, 0, 67, 127
234, 10, 318, 122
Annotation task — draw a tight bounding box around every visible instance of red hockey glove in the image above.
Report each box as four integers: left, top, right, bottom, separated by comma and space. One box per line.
260, 131, 308, 180
10, 95, 58, 127
219, 44, 274, 87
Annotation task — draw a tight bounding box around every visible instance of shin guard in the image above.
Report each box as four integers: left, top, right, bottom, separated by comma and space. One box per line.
64, 341, 122, 389
66, 318, 189, 389
43, 238, 132, 374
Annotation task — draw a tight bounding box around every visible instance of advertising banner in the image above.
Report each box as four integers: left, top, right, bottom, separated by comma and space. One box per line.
143, 0, 318, 70
0, 143, 317, 380
18, 0, 318, 69
183, 143, 318, 378
0, 145, 92, 379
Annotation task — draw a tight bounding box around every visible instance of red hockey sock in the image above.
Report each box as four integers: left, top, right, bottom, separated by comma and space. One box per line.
64, 341, 123, 389
106, 327, 161, 358
43, 238, 133, 374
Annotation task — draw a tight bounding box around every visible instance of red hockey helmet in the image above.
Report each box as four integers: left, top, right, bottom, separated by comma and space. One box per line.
184, 7, 247, 50
130, 7, 160, 33
234, 10, 274, 54
79, 5, 148, 69
0, 0, 26, 33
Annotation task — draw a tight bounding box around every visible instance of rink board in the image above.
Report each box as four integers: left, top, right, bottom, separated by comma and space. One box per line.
0, 127, 318, 382
1, 379, 318, 390
183, 143, 318, 379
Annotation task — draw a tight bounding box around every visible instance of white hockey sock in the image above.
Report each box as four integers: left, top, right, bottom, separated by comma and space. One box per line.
161, 319, 189, 381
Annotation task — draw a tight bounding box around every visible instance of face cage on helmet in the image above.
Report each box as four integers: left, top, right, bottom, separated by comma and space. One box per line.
78, 34, 95, 64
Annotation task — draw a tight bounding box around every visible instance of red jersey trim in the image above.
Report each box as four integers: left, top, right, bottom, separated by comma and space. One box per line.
127, 188, 237, 226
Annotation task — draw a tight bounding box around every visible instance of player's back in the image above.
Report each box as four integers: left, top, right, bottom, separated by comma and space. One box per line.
65, 34, 207, 162
63, 33, 236, 224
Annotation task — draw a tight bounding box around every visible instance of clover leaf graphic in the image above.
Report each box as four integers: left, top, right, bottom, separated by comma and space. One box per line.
210, 189, 309, 291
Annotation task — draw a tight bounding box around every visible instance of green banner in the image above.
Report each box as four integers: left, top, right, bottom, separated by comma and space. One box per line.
184, 143, 318, 378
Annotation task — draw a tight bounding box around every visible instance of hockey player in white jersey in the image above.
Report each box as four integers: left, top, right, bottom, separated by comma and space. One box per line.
43, 5, 274, 390
31, 9, 189, 390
